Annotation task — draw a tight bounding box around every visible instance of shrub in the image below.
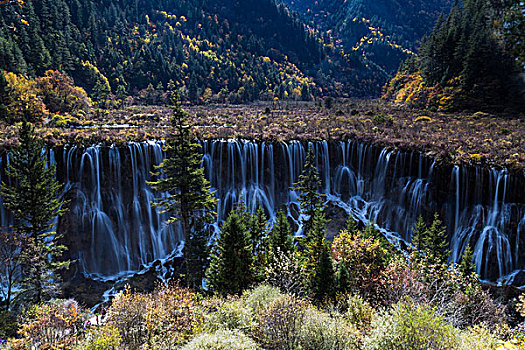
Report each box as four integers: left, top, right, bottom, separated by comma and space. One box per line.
344, 294, 375, 334
458, 325, 499, 350
180, 329, 262, 350
104, 287, 149, 349
255, 294, 307, 349
203, 297, 254, 333
364, 301, 460, 350
144, 284, 202, 348
297, 306, 360, 350
372, 114, 393, 125
332, 229, 388, 300
17, 299, 84, 349
264, 248, 305, 296
241, 284, 283, 315
84, 324, 122, 350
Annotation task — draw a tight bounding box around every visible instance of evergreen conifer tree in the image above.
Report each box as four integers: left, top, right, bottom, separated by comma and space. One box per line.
268, 209, 294, 256
249, 206, 268, 281
149, 95, 217, 289
293, 146, 326, 241
0, 71, 11, 121
412, 213, 450, 264
305, 210, 335, 302
311, 239, 335, 302
206, 211, 254, 295
411, 215, 427, 252
0, 121, 68, 304
426, 213, 450, 264
458, 244, 476, 277
335, 259, 350, 294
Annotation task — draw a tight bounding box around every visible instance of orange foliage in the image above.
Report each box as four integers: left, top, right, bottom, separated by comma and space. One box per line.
383, 71, 464, 111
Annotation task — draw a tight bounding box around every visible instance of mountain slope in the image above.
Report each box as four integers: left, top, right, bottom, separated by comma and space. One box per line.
281, 0, 452, 83
0, 0, 340, 102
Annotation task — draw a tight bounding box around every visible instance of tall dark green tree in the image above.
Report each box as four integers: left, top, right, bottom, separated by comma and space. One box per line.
293, 146, 326, 240
206, 211, 254, 295
411, 215, 427, 252
458, 244, 476, 277
305, 210, 334, 302
425, 213, 450, 264
249, 206, 268, 281
267, 209, 294, 256
0, 121, 68, 304
411, 213, 450, 264
0, 71, 10, 121
149, 96, 217, 289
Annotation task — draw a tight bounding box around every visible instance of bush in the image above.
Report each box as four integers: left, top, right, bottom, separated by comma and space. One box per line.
372, 114, 393, 125
377, 257, 507, 329
297, 306, 360, 350
364, 301, 459, 350
144, 285, 202, 348
17, 299, 85, 349
458, 325, 499, 350
264, 248, 305, 296
255, 294, 307, 349
344, 294, 375, 334
241, 284, 283, 315
332, 229, 388, 300
84, 324, 122, 350
203, 297, 254, 333
104, 287, 149, 349
180, 329, 262, 350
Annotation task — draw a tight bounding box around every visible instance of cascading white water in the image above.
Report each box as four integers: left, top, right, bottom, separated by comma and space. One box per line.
60, 142, 181, 279
1, 139, 524, 284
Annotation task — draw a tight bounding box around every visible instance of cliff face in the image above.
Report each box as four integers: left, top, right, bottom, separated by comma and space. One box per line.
4, 139, 524, 288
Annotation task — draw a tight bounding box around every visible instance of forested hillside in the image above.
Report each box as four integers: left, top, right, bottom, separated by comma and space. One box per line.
0, 0, 362, 103
281, 0, 453, 89
384, 0, 525, 112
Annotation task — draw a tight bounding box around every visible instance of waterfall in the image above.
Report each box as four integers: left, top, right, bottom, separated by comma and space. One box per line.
59, 142, 181, 279
2, 139, 524, 285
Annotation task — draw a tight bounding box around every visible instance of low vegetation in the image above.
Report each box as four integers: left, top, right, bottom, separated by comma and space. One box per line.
4, 229, 523, 349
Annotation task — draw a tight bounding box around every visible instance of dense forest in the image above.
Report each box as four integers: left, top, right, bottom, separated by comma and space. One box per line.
384, 0, 525, 111
0, 0, 338, 103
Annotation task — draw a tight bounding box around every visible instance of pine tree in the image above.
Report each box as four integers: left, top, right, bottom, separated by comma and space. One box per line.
206, 211, 254, 295
335, 260, 350, 294
0, 71, 11, 121
0, 121, 68, 304
412, 213, 450, 264
149, 95, 217, 289
249, 206, 268, 281
268, 209, 294, 256
458, 244, 476, 277
293, 146, 326, 240
305, 210, 335, 302
411, 215, 427, 252
425, 213, 450, 264
311, 239, 335, 302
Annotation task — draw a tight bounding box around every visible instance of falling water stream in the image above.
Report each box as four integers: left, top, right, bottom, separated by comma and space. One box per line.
3, 140, 525, 286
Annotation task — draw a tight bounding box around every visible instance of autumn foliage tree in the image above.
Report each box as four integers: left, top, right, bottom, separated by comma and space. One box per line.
36, 70, 91, 114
